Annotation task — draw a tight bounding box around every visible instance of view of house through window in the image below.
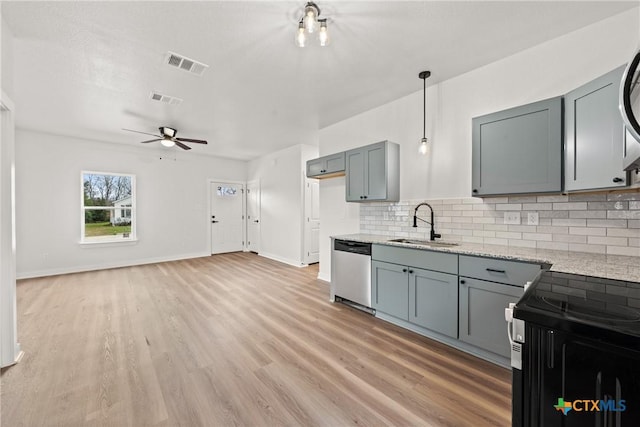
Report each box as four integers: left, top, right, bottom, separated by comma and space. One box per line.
82, 172, 135, 243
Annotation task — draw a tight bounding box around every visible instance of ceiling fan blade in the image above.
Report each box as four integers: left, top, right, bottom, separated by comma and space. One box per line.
175, 141, 192, 150
176, 137, 208, 144
122, 128, 162, 138
140, 138, 163, 144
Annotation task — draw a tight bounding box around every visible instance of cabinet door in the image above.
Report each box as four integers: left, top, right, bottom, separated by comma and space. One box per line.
459, 277, 523, 358
306, 158, 325, 178
409, 267, 458, 338
364, 142, 387, 200
565, 65, 627, 191
324, 152, 346, 174
345, 148, 365, 201
371, 260, 408, 320
472, 97, 563, 196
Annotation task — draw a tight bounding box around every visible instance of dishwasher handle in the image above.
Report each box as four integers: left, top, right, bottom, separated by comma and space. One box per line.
334, 240, 372, 256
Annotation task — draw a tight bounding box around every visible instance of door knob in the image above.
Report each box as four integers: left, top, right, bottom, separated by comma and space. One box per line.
212, 220, 219, 223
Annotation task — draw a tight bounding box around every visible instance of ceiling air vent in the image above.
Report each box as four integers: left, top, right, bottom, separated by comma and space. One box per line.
149, 91, 183, 106
165, 51, 209, 76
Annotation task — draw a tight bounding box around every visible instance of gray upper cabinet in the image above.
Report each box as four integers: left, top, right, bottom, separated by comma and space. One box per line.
346, 141, 400, 202
306, 152, 346, 179
472, 97, 563, 196
564, 65, 628, 191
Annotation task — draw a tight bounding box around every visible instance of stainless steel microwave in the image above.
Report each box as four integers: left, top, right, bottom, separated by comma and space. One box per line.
620, 48, 640, 171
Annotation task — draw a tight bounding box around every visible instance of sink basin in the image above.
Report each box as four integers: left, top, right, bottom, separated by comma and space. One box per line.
387, 238, 459, 248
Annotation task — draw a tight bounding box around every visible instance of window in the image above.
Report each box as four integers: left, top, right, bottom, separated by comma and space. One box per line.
81, 171, 136, 243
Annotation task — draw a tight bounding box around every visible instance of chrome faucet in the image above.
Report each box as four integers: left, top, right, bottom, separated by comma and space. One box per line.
412, 202, 441, 241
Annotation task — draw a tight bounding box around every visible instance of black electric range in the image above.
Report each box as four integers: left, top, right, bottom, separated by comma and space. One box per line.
512, 270, 640, 427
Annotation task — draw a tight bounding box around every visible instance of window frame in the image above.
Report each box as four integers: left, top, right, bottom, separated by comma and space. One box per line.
80, 170, 137, 245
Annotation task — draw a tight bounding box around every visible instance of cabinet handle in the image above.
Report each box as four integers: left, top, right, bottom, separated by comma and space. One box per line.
486, 268, 506, 274
363, 195, 368, 199
359, 196, 364, 199
472, 189, 478, 194
402, 268, 408, 273
460, 279, 466, 284
613, 177, 624, 183
547, 330, 555, 369
408, 269, 414, 274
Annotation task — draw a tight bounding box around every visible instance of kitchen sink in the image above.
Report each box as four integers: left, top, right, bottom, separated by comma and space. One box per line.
387, 238, 459, 247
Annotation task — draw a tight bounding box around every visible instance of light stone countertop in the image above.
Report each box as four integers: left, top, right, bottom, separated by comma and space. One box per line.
333, 233, 640, 283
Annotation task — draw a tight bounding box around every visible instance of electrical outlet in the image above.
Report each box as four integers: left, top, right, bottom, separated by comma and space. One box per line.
504, 212, 521, 225
527, 212, 539, 226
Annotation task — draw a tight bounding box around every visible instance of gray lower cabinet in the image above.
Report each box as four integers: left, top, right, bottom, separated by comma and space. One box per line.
345, 141, 399, 202
564, 65, 628, 191
458, 277, 523, 358
409, 267, 458, 338
472, 96, 563, 196
371, 260, 408, 320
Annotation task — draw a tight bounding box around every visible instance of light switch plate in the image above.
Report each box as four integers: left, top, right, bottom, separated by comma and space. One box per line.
504, 212, 521, 225
527, 212, 539, 226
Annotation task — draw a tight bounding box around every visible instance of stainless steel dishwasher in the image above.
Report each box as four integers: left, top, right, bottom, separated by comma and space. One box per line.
331, 239, 373, 314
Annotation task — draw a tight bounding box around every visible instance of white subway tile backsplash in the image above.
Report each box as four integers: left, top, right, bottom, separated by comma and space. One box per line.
607, 228, 640, 237
569, 227, 607, 236
537, 195, 568, 202
552, 218, 587, 227
553, 202, 588, 210
509, 239, 537, 248
569, 243, 606, 254
496, 203, 522, 211
587, 219, 628, 228
522, 203, 553, 211
569, 210, 607, 219
587, 236, 628, 246
360, 192, 640, 257
607, 246, 640, 256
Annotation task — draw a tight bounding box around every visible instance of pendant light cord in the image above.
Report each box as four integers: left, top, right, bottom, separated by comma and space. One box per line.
423, 76, 426, 139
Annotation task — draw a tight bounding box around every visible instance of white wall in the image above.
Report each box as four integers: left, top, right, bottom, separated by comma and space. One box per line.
247, 143, 318, 267
15, 129, 247, 278
317, 8, 640, 280
1, 15, 14, 100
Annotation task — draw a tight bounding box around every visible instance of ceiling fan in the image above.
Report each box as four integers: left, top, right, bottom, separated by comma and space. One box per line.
123, 126, 207, 150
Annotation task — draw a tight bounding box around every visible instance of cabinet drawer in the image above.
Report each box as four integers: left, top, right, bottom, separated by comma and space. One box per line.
372, 244, 458, 275
459, 255, 541, 287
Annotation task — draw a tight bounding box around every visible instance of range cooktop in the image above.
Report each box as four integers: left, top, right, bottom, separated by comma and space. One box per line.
514, 270, 640, 348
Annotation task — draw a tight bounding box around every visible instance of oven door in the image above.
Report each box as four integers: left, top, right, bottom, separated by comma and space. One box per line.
620, 48, 640, 171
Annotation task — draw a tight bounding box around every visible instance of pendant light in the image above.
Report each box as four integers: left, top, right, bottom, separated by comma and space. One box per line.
419, 71, 431, 155
295, 2, 330, 48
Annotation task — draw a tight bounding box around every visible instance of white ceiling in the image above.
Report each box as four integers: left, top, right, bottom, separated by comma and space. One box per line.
2, 1, 637, 160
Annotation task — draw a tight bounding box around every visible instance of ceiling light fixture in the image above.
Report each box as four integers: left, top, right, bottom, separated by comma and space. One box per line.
295, 2, 330, 48
418, 71, 431, 155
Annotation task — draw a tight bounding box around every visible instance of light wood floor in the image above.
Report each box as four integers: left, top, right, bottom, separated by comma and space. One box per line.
1, 252, 511, 426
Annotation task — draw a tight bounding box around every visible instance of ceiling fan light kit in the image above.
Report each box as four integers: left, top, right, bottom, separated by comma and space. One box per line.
295, 2, 330, 48
123, 127, 208, 151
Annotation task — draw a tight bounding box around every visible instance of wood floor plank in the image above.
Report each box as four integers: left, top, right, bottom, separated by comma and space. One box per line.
1, 252, 511, 426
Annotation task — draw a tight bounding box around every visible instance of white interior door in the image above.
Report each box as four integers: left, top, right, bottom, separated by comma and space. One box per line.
304, 179, 320, 264
246, 180, 261, 253
210, 182, 244, 254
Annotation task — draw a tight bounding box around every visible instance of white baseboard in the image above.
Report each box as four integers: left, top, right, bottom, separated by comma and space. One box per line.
317, 272, 330, 282
16, 251, 210, 279
258, 252, 304, 268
